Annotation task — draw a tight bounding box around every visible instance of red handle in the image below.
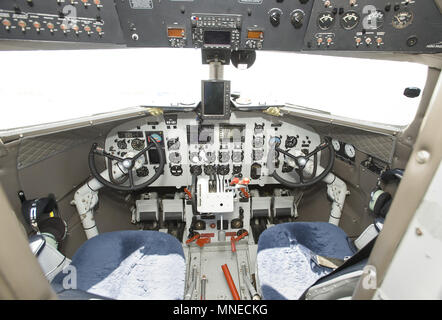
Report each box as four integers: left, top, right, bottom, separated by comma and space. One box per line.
221, 264, 241, 300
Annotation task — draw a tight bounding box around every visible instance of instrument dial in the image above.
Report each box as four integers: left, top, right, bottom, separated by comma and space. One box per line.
190, 152, 201, 163
317, 12, 335, 30
169, 152, 182, 164
331, 139, 341, 152
219, 151, 230, 163
366, 10, 384, 30
392, 10, 413, 29
131, 138, 145, 151
136, 166, 149, 177
253, 149, 264, 161
285, 136, 298, 148
232, 151, 244, 163
205, 152, 216, 164
340, 11, 360, 30
344, 144, 356, 159
253, 136, 264, 148
117, 140, 127, 149
167, 138, 180, 150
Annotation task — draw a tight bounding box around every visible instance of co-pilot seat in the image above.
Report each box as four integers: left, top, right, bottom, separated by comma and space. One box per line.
257, 222, 366, 300
51, 230, 186, 300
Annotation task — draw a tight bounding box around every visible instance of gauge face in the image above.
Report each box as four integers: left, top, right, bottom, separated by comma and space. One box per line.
344, 144, 356, 158
131, 138, 145, 151
331, 139, 341, 152
167, 138, 180, 150
253, 150, 264, 161
392, 10, 413, 29
149, 133, 163, 143
317, 12, 335, 30
168, 152, 181, 164
219, 151, 230, 163
117, 140, 127, 149
189, 152, 200, 163
205, 152, 216, 164
253, 136, 264, 148
232, 151, 243, 163
340, 11, 360, 30
136, 166, 149, 178
366, 10, 384, 30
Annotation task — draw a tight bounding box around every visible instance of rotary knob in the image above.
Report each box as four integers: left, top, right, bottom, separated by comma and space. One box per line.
290, 10, 305, 29
269, 10, 282, 27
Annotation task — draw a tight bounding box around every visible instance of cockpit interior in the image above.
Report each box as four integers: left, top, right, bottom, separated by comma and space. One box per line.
0, 0, 441, 301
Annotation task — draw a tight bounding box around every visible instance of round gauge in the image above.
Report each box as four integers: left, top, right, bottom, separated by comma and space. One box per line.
116, 140, 127, 149
131, 138, 145, 151
340, 11, 360, 30
167, 138, 180, 150
205, 152, 216, 164
149, 133, 163, 144
285, 136, 298, 149
204, 165, 216, 175
366, 10, 384, 30
168, 152, 181, 164
392, 10, 413, 29
189, 152, 200, 163
317, 12, 335, 30
136, 166, 149, 178
344, 144, 356, 159
253, 150, 264, 161
331, 139, 341, 152
253, 136, 264, 148
219, 151, 230, 163
232, 151, 244, 163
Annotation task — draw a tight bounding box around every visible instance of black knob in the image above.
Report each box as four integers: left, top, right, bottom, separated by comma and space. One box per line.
291, 10, 305, 29
270, 11, 281, 27
190, 165, 202, 176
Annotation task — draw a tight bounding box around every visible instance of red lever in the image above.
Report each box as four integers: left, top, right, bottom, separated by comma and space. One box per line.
231, 231, 249, 252
185, 233, 200, 245
184, 187, 192, 199
240, 187, 250, 199
196, 237, 211, 247
221, 264, 241, 300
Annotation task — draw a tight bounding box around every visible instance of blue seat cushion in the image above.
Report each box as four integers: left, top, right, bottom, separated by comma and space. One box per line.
53, 230, 186, 300
257, 222, 356, 300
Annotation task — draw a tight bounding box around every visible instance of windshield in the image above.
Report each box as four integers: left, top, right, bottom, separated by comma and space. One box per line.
0, 48, 427, 131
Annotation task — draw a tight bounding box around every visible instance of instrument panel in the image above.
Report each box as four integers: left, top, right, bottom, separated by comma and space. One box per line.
0, 0, 124, 44
0, 0, 440, 53
115, 0, 314, 51
104, 111, 321, 188
303, 0, 442, 52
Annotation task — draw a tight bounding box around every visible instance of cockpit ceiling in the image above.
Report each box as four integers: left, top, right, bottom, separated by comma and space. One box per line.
0, 0, 441, 54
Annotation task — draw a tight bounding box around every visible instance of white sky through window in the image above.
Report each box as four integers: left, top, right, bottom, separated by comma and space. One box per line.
0, 48, 427, 130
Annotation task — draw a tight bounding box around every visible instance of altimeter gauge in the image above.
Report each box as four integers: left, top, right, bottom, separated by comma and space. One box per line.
344, 144, 356, 159
317, 12, 335, 30
341, 11, 360, 30
331, 139, 341, 152
392, 10, 413, 29
365, 10, 384, 30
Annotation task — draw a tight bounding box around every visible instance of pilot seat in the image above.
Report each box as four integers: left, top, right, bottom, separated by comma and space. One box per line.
51, 230, 186, 300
